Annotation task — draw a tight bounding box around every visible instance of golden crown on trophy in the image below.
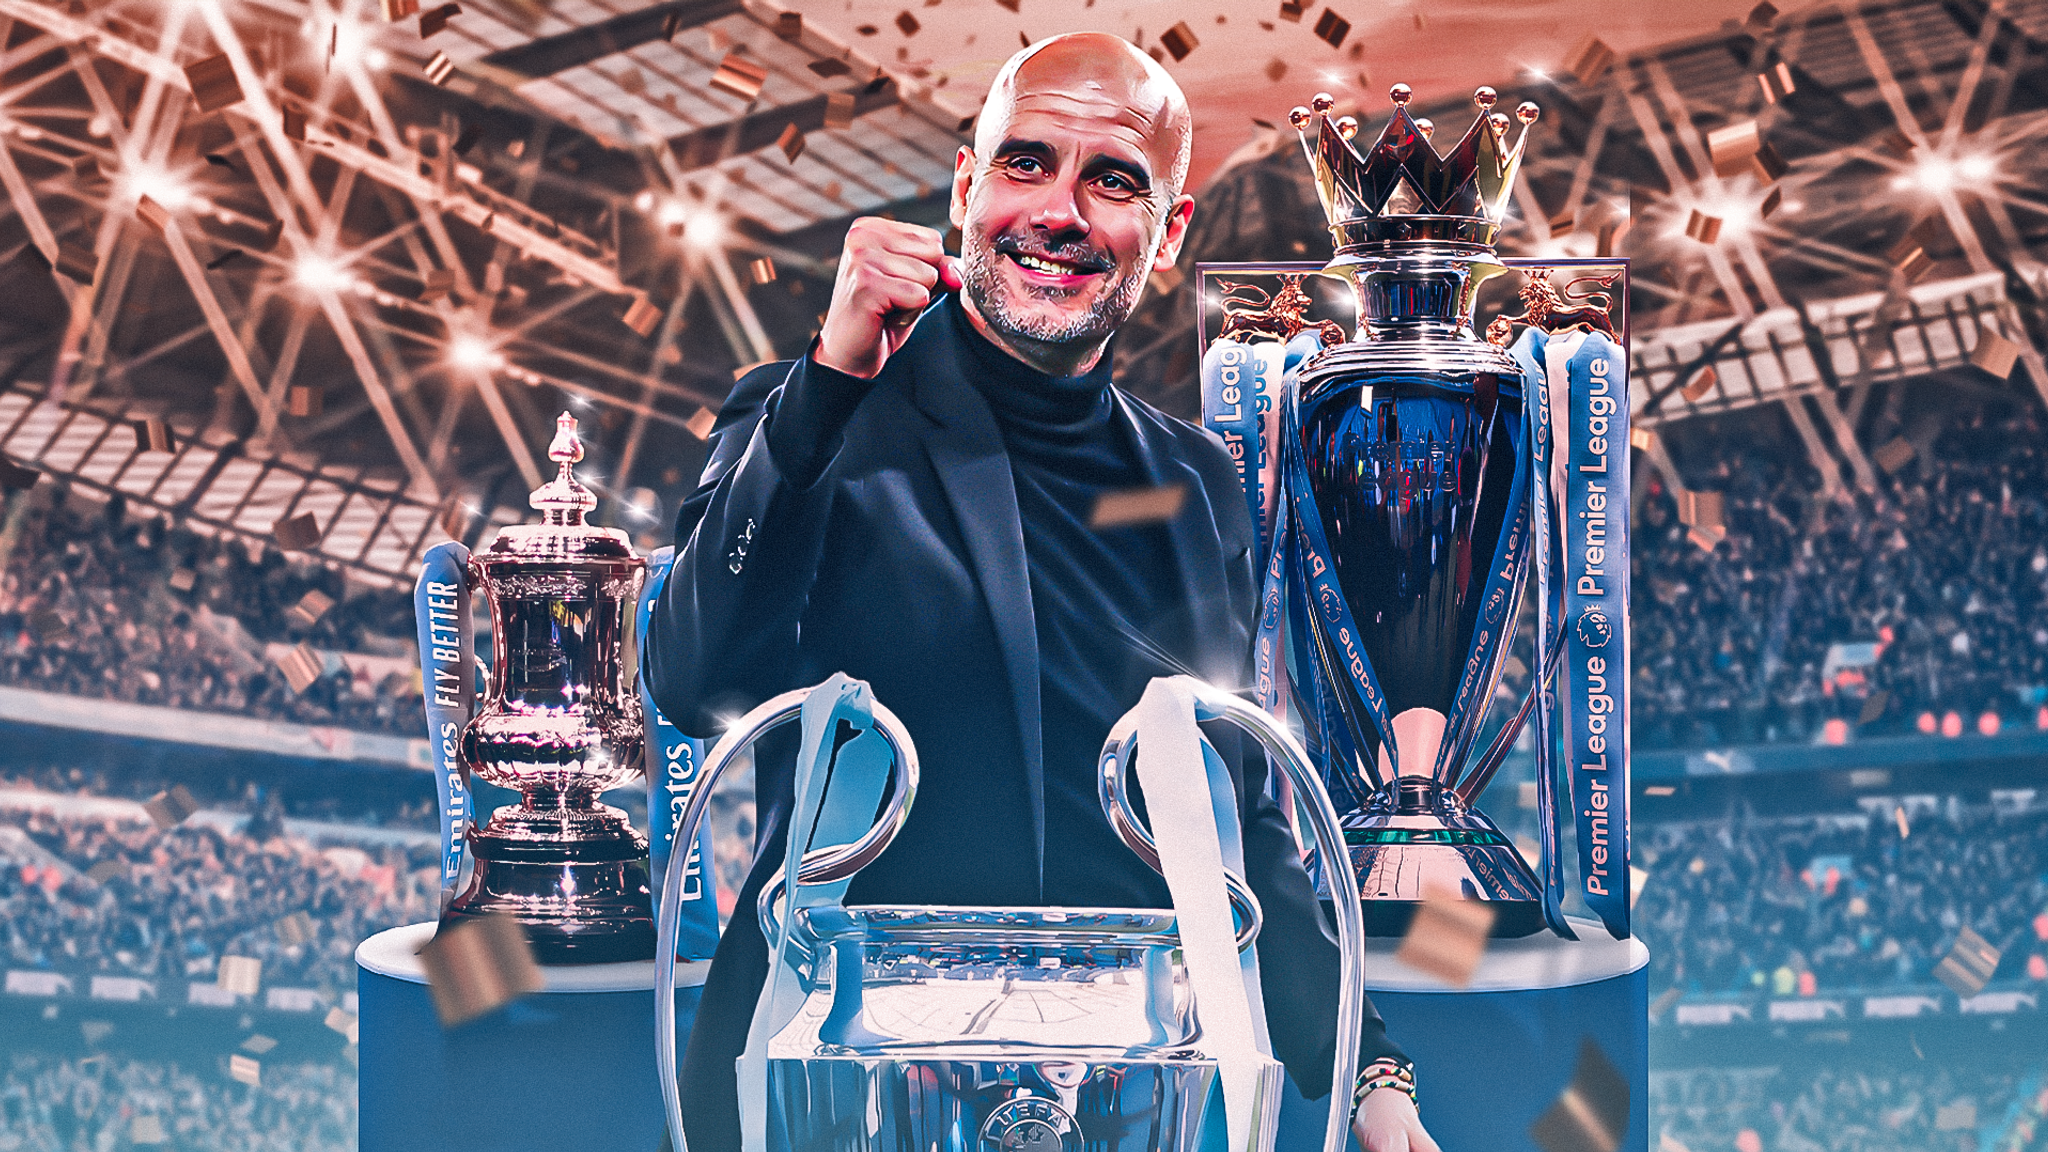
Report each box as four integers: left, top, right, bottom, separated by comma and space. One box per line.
1288, 85, 1541, 244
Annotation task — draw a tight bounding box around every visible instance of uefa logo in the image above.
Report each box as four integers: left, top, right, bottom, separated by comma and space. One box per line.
979, 1094, 1082, 1152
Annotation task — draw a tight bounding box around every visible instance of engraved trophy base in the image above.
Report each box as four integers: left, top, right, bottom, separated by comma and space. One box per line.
444, 802, 657, 964
1344, 778, 1545, 938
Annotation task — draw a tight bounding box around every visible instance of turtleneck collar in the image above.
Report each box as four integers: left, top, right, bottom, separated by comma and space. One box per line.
947, 293, 1115, 440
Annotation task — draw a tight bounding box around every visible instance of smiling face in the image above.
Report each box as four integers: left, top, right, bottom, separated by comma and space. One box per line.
951, 34, 1195, 376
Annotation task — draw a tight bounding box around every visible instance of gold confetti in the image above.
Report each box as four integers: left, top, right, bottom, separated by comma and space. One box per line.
135, 195, 171, 234
1745, 1, 1778, 27
1676, 489, 1723, 531
1705, 121, 1761, 178
167, 567, 197, 592
709, 52, 768, 102
621, 296, 663, 337
85, 859, 127, 884
273, 643, 325, 693
1089, 484, 1187, 529
1265, 58, 1287, 83
662, 10, 683, 39
808, 57, 852, 78
204, 248, 243, 271
1751, 142, 1788, 181
1969, 329, 2021, 380
1159, 21, 1197, 61
1529, 1039, 1630, 1152
685, 406, 719, 441
1932, 925, 2001, 997
1649, 987, 1682, 1022
1758, 186, 1783, 220
1629, 427, 1655, 451
286, 589, 335, 628
1684, 209, 1722, 244
1872, 437, 1916, 473
229, 1054, 261, 1086
240, 1034, 277, 1055
824, 91, 856, 130
1313, 9, 1350, 48
131, 1115, 167, 1145
1857, 690, 1891, 724
1687, 524, 1726, 551
419, 2, 462, 37
775, 11, 802, 40
217, 955, 262, 997
273, 512, 322, 550
184, 54, 244, 113
749, 257, 776, 285
1644, 784, 1676, 796
28, 608, 67, 641
1394, 889, 1496, 987
417, 915, 546, 1027
776, 122, 805, 163
286, 385, 322, 418
143, 785, 200, 829
276, 909, 318, 944
1679, 366, 1717, 402
282, 103, 307, 142
418, 267, 457, 302
134, 417, 175, 453
424, 51, 456, 85
1277, 1, 1305, 22
325, 1006, 360, 1044
896, 10, 921, 35
1895, 805, 1910, 839
1566, 36, 1615, 84
380, 0, 419, 19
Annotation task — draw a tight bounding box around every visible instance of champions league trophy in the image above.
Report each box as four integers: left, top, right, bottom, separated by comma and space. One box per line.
1204, 85, 1633, 942
414, 413, 655, 963
654, 675, 1370, 1152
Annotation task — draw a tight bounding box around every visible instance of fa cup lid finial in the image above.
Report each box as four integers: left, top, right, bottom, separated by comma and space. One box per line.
529, 411, 598, 526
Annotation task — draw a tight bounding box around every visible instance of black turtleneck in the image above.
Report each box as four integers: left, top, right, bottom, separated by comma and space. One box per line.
947, 296, 1183, 907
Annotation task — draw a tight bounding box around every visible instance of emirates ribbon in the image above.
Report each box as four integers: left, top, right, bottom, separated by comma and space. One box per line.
413, 542, 473, 912
637, 547, 721, 960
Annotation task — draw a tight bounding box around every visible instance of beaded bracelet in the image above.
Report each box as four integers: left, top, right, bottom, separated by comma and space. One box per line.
1351, 1057, 1418, 1115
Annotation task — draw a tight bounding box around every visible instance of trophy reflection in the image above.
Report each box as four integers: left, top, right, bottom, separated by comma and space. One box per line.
441, 413, 655, 962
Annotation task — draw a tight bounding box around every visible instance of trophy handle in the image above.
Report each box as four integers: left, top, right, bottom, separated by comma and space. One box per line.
1097, 680, 1366, 1152
654, 683, 920, 1152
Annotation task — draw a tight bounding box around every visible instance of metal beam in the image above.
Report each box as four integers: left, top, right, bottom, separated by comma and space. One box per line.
478, 0, 741, 81
666, 81, 903, 172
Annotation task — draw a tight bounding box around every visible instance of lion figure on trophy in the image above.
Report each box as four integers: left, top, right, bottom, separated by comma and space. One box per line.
1216, 274, 1348, 346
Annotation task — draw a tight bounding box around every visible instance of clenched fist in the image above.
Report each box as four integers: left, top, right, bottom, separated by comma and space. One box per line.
814, 218, 964, 380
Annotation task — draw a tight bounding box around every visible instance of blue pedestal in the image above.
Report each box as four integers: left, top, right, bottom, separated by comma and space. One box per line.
357, 923, 706, 1152
1277, 919, 1650, 1152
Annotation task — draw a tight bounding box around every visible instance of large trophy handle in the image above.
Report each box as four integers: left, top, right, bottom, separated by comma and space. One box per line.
654, 683, 920, 1152
1097, 680, 1367, 1152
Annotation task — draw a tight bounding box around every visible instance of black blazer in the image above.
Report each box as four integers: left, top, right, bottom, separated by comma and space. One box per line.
645, 297, 1398, 1150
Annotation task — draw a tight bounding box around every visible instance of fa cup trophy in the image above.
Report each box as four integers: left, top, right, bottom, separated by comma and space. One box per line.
1204, 85, 1633, 941
414, 412, 655, 963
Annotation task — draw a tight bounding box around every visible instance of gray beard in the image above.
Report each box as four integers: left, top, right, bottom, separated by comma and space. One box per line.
961, 240, 1149, 358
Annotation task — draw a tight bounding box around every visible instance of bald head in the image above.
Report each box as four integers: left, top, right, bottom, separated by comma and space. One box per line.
976, 32, 1193, 200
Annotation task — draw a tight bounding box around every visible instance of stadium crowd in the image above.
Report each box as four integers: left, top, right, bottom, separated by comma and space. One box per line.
1653, 1061, 2043, 1152
1636, 802, 2048, 996
0, 482, 422, 737
1632, 406, 2048, 750
0, 1053, 354, 1152
1, 800, 437, 993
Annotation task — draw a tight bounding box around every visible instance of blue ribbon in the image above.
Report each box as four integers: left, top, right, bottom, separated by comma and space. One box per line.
1199, 339, 1286, 560
637, 547, 722, 959
414, 543, 474, 911
1514, 328, 1633, 941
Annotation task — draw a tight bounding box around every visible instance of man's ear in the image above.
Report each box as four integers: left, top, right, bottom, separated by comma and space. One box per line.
950, 146, 975, 230
1151, 194, 1197, 272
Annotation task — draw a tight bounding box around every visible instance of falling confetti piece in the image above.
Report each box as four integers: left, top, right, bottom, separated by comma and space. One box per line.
1089, 484, 1187, 529
417, 915, 546, 1027
184, 54, 244, 113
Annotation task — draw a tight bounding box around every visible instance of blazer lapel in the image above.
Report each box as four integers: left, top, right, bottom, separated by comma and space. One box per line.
902, 303, 1047, 897
1107, 388, 1235, 666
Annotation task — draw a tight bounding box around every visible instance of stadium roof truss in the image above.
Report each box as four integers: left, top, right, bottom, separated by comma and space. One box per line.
1501, 0, 2048, 493
0, 0, 971, 584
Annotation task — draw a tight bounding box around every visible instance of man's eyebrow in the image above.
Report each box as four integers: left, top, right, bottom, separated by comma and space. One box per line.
990, 138, 1056, 164
1079, 153, 1153, 190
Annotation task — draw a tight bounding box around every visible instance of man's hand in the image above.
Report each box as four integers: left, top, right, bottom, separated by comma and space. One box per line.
1352, 1089, 1441, 1152
814, 218, 964, 379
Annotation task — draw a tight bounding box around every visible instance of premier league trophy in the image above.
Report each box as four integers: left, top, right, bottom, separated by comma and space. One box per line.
1204, 84, 1633, 943
414, 412, 655, 963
